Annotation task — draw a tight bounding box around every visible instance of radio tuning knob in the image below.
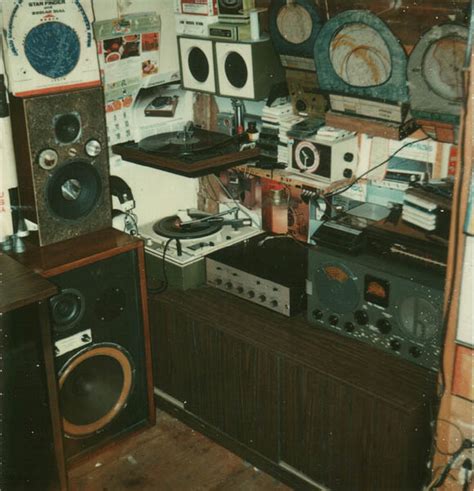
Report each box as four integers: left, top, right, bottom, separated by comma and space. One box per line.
328, 315, 339, 326
354, 310, 369, 325
312, 309, 323, 321
236, 286, 244, 294
259, 295, 266, 303
409, 346, 422, 358
215, 278, 223, 285
390, 339, 401, 351
270, 300, 278, 308
377, 319, 392, 334
247, 291, 255, 298
344, 322, 355, 333
225, 282, 233, 290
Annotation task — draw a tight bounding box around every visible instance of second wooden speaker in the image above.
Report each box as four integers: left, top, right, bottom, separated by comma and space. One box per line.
10, 87, 111, 246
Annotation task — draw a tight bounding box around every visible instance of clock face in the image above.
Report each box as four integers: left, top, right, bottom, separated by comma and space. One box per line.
276, 4, 313, 45
329, 23, 391, 88
422, 36, 466, 102
295, 141, 320, 172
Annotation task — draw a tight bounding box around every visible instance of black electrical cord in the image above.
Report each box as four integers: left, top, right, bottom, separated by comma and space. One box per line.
147, 238, 175, 295
324, 136, 430, 199
430, 440, 474, 489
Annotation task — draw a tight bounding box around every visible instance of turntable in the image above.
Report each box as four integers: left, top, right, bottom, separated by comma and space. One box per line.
112, 123, 260, 177
140, 208, 261, 290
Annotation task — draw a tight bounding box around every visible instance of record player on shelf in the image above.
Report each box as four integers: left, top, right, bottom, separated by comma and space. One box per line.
140, 207, 261, 290
112, 122, 260, 177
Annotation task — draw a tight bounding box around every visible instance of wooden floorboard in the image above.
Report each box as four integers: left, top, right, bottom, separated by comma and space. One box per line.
69, 410, 291, 491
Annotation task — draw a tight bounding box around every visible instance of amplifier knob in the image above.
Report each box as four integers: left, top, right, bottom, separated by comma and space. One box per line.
390, 339, 401, 352
344, 322, 355, 333
247, 291, 255, 298
409, 346, 422, 358
225, 282, 233, 290
259, 295, 266, 303
236, 286, 244, 293
354, 310, 369, 325
270, 300, 278, 308
329, 315, 339, 326
215, 278, 223, 285
312, 309, 323, 321
377, 319, 392, 334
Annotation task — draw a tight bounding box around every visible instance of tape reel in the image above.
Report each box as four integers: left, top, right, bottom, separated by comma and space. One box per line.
407, 24, 468, 142
314, 10, 408, 103
269, 0, 323, 71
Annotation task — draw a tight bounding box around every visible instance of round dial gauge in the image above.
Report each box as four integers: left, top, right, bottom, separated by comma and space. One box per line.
276, 4, 313, 45
38, 148, 59, 170
330, 23, 391, 88
398, 296, 440, 341
422, 36, 466, 102
313, 263, 359, 314
295, 141, 320, 172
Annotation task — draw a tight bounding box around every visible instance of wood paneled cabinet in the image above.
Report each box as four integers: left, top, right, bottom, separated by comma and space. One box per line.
152, 302, 279, 461
150, 288, 436, 491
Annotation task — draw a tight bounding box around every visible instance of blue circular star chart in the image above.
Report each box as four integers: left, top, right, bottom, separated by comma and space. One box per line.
24, 22, 80, 79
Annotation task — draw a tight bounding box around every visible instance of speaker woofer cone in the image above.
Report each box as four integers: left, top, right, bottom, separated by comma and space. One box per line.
59, 344, 133, 438
47, 160, 102, 220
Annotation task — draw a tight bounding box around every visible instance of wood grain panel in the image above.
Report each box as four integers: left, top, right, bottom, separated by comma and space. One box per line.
280, 360, 431, 491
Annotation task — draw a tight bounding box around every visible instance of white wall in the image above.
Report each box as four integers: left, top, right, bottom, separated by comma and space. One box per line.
93, 0, 198, 226
457, 235, 474, 346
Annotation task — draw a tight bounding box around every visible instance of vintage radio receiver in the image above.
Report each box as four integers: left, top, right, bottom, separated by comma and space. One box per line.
307, 247, 445, 370
208, 21, 251, 41
175, 14, 218, 36
269, 0, 323, 71
291, 130, 359, 184
175, 0, 217, 16
2, 0, 100, 97
286, 69, 327, 118
407, 24, 468, 143
314, 10, 409, 123
206, 233, 308, 316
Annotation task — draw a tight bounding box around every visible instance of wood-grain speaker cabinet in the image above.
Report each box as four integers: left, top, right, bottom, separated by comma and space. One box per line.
215, 39, 285, 100
46, 244, 154, 463
178, 36, 217, 94
10, 87, 111, 246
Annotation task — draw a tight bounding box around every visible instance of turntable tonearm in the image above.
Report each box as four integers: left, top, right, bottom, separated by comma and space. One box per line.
112, 122, 260, 177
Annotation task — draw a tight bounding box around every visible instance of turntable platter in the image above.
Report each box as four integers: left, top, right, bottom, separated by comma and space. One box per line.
139, 128, 233, 157
153, 215, 223, 239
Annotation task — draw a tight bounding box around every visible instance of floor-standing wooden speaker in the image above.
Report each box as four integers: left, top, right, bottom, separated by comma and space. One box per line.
10, 87, 111, 246
16, 230, 155, 464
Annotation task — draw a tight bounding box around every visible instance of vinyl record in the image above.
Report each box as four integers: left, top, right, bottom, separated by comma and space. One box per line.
407, 24, 468, 124
269, 0, 323, 60
138, 128, 232, 158
153, 215, 223, 239
314, 10, 408, 103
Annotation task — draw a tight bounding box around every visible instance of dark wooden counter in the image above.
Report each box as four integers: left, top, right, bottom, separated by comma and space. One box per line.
151, 287, 437, 491
0, 253, 57, 313
12, 228, 143, 277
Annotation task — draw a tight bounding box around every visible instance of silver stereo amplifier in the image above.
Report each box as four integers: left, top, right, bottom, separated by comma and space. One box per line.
206, 233, 307, 316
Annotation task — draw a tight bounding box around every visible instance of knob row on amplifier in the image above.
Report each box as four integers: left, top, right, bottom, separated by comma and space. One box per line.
206, 260, 292, 316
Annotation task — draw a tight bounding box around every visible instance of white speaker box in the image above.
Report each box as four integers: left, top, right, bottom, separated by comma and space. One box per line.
215, 38, 284, 100
178, 36, 217, 93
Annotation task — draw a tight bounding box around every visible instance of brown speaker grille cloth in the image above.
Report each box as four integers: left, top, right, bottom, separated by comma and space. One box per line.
59, 345, 133, 438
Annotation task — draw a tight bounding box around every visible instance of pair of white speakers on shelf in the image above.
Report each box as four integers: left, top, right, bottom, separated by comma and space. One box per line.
178, 36, 284, 101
